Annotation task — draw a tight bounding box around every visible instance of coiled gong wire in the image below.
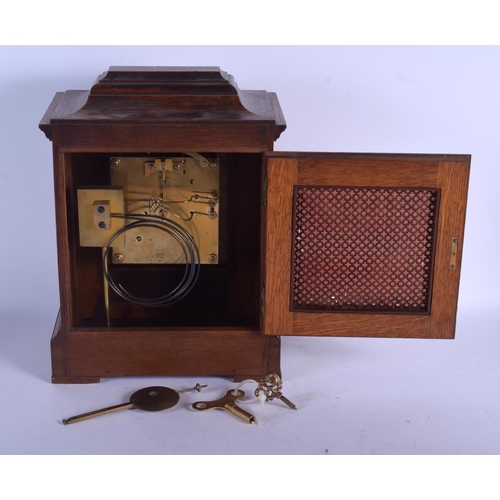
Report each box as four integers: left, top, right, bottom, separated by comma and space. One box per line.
102, 214, 200, 307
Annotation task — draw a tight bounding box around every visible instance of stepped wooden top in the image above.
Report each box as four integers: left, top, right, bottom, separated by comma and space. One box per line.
39, 66, 286, 142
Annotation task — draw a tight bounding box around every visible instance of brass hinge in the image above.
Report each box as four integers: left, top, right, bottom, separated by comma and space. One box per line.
260, 285, 265, 315
262, 176, 268, 208
450, 236, 458, 270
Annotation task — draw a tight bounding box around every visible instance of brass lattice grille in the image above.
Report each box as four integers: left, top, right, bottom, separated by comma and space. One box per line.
292, 186, 439, 313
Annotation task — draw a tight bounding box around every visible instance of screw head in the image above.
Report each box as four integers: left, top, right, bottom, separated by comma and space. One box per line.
113, 254, 123, 263
136, 236, 142, 242
209, 254, 217, 264
174, 164, 181, 170
98, 221, 106, 229
97, 206, 105, 213
110, 158, 120, 167
148, 164, 154, 170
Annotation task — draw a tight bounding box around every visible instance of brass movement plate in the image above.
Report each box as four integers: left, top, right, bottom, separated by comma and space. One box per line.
110, 155, 220, 264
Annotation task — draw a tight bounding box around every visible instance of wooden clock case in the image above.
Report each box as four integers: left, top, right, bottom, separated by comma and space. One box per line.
40, 67, 470, 384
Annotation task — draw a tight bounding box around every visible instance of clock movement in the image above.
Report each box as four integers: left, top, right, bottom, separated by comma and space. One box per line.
39, 67, 470, 383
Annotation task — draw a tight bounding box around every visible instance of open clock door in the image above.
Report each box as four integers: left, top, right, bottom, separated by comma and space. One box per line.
263, 153, 470, 338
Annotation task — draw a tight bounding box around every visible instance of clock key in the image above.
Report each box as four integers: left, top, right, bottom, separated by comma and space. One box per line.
192, 389, 256, 424
62, 383, 207, 425
255, 373, 297, 410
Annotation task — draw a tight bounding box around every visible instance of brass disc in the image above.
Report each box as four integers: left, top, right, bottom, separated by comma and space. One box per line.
130, 386, 180, 412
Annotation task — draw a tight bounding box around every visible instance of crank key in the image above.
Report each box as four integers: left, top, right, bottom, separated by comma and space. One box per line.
192, 389, 256, 424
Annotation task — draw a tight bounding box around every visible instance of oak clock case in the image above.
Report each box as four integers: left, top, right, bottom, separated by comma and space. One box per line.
39, 67, 470, 384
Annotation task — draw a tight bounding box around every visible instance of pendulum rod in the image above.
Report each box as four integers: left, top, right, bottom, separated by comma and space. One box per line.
102, 247, 111, 327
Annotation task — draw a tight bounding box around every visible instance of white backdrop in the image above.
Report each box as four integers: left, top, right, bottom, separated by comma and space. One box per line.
0, 44, 499, 488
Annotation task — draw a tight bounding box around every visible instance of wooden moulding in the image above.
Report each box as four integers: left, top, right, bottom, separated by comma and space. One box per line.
55, 123, 273, 153
51, 309, 281, 383
39, 66, 286, 149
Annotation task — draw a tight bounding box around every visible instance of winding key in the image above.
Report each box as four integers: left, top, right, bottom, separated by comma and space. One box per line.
192, 389, 256, 424
62, 383, 207, 425
256, 373, 297, 410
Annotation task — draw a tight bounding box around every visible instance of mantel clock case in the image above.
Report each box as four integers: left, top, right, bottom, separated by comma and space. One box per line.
39, 67, 470, 383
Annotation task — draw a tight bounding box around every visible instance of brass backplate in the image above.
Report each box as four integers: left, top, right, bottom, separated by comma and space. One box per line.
110, 155, 220, 264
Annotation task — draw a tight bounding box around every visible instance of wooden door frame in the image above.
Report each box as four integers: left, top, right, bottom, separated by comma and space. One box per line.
263, 153, 470, 339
